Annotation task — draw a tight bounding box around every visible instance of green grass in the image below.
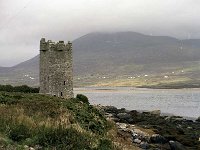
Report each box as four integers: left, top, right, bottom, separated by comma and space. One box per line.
0, 92, 118, 150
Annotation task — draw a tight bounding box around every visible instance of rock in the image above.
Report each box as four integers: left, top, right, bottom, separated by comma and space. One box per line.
150, 134, 167, 144
117, 130, 133, 143
173, 117, 184, 122
116, 122, 127, 129
34, 145, 43, 150
149, 110, 161, 116
165, 116, 184, 122
163, 135, 176, 141
132, 128, 150, 142
196, 116, 200, 122
127, 118, 134, 123
104, 106, 118, 113
118, 108, 128, 113
29, 147, 35, 150
129, 110, 138, 116
161, 143, 171, 150
24, 145, 29, 149
117, 113, 132, 121
110, 117, 120, 122
105, 113, 113, 118
133, 138, 141, 144
132, 133, 138, 139
169, 140, 187, 150
183, 119, 193, 123
133, 129, 148, 137
140, 142, 149, 149
187, 126, 192, 129
165, 116, 171, 121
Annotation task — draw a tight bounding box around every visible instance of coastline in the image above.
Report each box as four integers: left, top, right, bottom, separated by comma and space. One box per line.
97, 105, 200, 150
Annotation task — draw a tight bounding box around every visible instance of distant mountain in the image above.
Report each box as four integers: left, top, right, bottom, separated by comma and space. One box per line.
73, 32, 200, 75
1, 32, 200, 86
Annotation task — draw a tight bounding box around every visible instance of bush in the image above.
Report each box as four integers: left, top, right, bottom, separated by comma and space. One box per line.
0, 85, 13, 92
0, 84, 39, 93
37, 127, 92, 149
8, 124, 31, 142
97, 139, 113, 150
76, 94, 89, 104
65, 99, 110, 134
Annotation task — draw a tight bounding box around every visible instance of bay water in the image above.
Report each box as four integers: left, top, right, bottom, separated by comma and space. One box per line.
74, 87, 200, 119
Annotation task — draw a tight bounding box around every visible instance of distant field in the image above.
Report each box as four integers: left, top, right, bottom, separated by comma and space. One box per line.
1, 61, 200, 88
74, 62, 200, 88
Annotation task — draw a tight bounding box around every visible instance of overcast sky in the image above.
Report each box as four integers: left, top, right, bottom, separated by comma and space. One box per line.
0, 0, 200, 66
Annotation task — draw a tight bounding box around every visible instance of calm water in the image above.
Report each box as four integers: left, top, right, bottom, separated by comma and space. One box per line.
74, 87, 200, 118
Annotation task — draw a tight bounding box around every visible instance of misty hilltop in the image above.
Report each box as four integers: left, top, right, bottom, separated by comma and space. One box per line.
1, 32, 200, 87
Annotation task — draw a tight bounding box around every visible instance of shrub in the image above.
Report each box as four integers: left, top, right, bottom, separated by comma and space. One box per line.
8, 124, 31, 142
76, 94, 89, 104
97, 139, 113, 150
0, 85, 13, 92
0, 84, 39, 93
13, 85, 39, 93
37, 126, 92, 149
65, 99, 110, 134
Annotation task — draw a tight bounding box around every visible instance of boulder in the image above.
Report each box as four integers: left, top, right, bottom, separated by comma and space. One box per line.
117, 113, 132, 121
140, 142, 149, 149
110, 117, 120, 122
169, 140, 187, 150
133, 138, 141, 144
196, 116, 200, 122
132, 128, 150, 142
24, 145, 29, 149
117, 130, 133, 143
127, 118, 134, 124
171, 116, 184, 122
129, 110, 138, 116
103, 106, 118, 113
116, 123, 127, 129
104, 113, 113, 118
118, 108, 128, 113
150, 134, 167, 144
161, 143, 171, 150
149, 110, 161, 116
34, 145, 43, 150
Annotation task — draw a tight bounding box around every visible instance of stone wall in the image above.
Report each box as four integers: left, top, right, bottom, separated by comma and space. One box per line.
39, 38, 73, 99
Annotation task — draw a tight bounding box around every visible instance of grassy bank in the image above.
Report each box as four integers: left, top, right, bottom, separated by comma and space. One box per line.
0, 92, 136, 150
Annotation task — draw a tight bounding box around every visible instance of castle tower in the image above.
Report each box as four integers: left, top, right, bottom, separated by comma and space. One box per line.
39, 38, 73, 99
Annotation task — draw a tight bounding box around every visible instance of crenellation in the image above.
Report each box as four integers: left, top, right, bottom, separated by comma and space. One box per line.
40, 38, 48, 51
57, 42, 65, 51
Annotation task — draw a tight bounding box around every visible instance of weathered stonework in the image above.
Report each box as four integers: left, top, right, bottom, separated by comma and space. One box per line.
39, 38, 73, 99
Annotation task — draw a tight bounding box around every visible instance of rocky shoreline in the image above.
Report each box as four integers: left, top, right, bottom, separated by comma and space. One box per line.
97, 105, 200, 150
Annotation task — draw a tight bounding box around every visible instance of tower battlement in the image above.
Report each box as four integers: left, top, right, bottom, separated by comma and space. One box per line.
39, 38, 73, 99
40, 38, 72, 51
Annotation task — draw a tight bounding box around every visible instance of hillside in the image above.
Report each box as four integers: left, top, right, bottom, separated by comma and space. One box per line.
0, 92, 140, 150
1, 32, 200, 87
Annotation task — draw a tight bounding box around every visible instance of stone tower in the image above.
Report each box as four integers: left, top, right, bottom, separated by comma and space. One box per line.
39, 38, 73, 99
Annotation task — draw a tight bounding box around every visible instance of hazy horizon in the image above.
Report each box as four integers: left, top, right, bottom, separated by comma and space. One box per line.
1, 0, 200, 66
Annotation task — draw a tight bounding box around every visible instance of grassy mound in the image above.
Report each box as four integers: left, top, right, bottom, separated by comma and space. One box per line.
0, 92, 117, 150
